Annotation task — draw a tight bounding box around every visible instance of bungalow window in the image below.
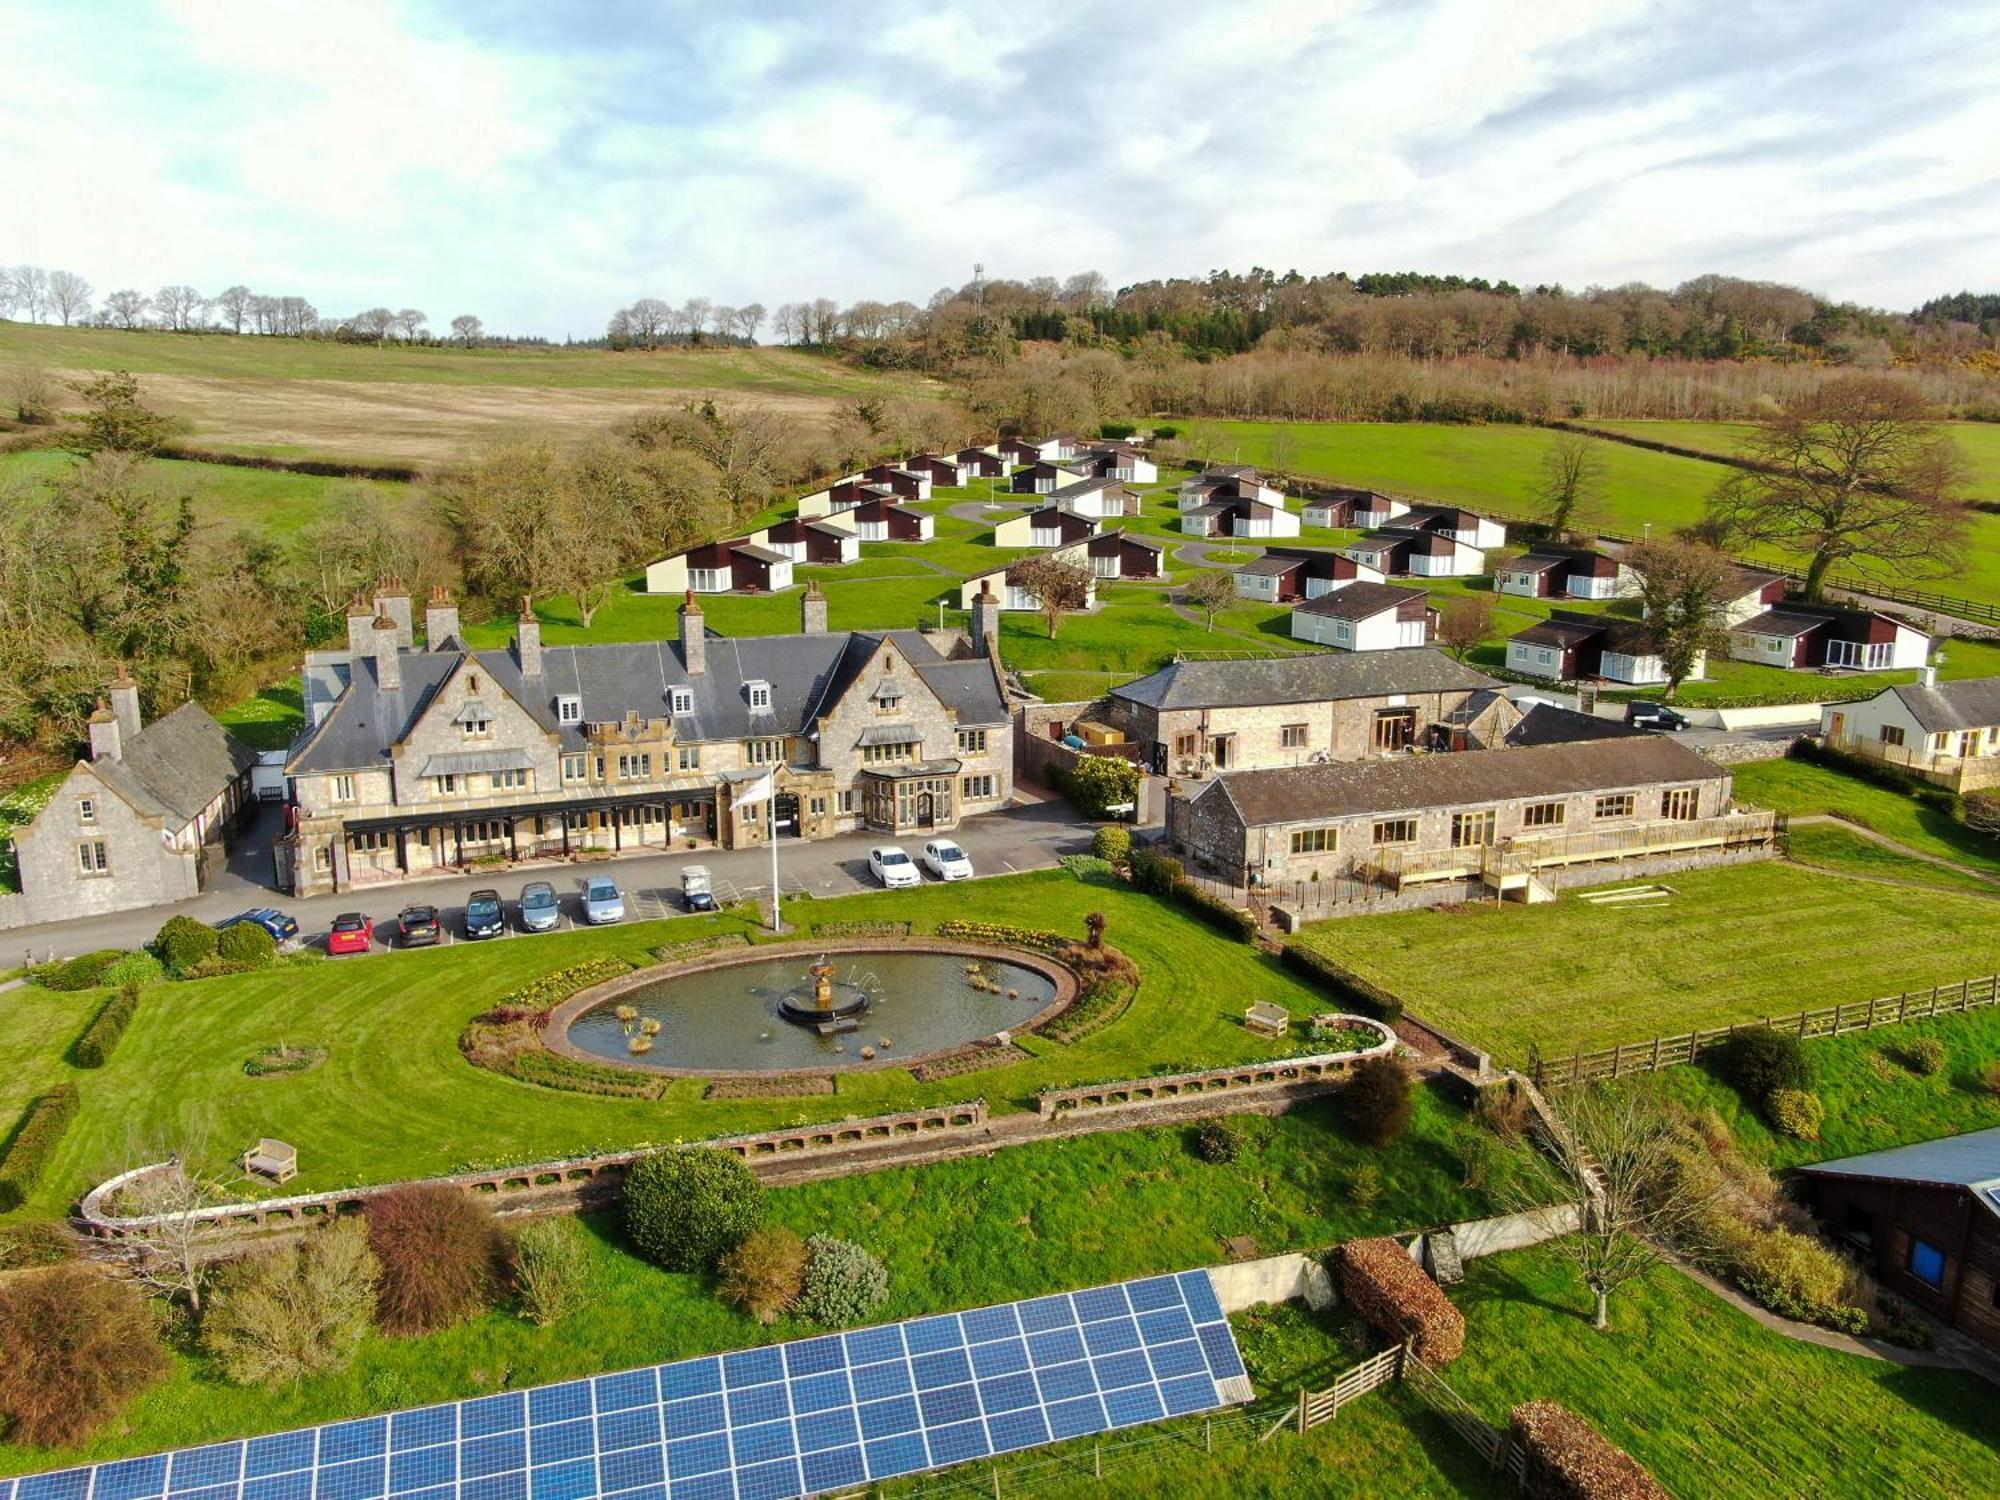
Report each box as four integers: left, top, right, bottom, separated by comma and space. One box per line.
1450, 810, 1495, 848
77, 840, 110, 876
333, 775, 357, 802
1879, 724, 1906, 747
561, 754, 588, 783
1522, 801, 1565, 829
1535, 648, 1555, 666
1289, 827, 1336, 855
1281, 724, 1309, 749
1371, 818, 1417, 847
77, 797, 96, 825
1661, 788, 1699, 821
616, 753, 651, 780
1594, 793, 1635, 819
957, 728, 988, 754
678, 744, 702, 771
557, 695, 582, 725
1907, 1238, 1947, 1290
745, 738, 785, 766
669, 686, 695, 715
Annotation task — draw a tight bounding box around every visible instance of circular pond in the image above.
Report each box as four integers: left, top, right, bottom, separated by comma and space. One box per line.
552, 943, 1070, 1074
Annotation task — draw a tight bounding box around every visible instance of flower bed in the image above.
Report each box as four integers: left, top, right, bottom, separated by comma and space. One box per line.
650, 934, 751, 965
702, 1076, 836, 1100
933, 920, 1068, 952
908, 1042, 1035, 1082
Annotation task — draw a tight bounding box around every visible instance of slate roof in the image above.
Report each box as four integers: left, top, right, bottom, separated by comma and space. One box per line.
1501, 553, 1570, 574
1503, 704, 1646, 747
289, 631, 1007, 776
1112, 647, 1495, 711
93, 703, 257, 829
1724, 565, 1790, 598
1203, 734, 1721, 827
1800, 1127, 2000, 1221
1296, 583, 1429, 621
1050, 476, 1123, 500
1735, 609, 1828, 638
1237, 555, 1303, 576
1884, 675, 2000, 732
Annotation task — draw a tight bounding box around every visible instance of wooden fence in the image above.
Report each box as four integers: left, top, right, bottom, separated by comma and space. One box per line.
1370, 811, 1777, 890
1821, 730, 2000, 792
1401, 1356, 1529, 1483
1278, 1343, 1407, 1436
1534, 972, 2000, 1087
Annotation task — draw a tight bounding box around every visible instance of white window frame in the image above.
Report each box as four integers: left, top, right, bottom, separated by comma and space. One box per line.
746, 680, 773, 712
669, 686, 695, 715
557, 695, 583, 725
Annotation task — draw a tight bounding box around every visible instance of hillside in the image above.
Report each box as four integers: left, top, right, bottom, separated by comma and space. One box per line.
0, 323, 939, 468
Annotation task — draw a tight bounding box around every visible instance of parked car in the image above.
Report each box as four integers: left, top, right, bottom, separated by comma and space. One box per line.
582, 875, 625, 925
1624, 700, 1690, 731
464, 888, 505, 939
326, 912, 374, 955
681, 865, 717, 912
868, 845, 921, 889
396, 904, 442, 947
921, 839, 974, 880
519, 880, 561, 933
216, 907, 299, 944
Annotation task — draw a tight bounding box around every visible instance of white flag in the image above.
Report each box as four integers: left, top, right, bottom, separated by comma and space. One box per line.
731, 769, 775, 811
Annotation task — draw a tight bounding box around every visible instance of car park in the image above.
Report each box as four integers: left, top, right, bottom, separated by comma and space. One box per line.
868, 845, 921, 888
396, 904, 442, 947
1624, 700, 1690, 731
216, 907, 300, 944
326, 912, 374, 955
519, 880, 561, 932
681, 865, 718, 912
582, 875, 625, 924
921, 839, 974, 880
464, 888, 505, 939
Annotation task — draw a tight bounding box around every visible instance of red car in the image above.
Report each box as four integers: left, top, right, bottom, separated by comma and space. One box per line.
326, 912, 374, 955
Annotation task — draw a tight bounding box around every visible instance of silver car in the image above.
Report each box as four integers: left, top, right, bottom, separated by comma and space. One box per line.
519, 880, 561, 932
581, 875, 625, 924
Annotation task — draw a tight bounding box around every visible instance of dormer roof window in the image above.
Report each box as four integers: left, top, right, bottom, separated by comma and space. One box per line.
669, 686, 695, 715
556, 694, 582, 725
454, 699, 492, 737
746, 679, 772, 712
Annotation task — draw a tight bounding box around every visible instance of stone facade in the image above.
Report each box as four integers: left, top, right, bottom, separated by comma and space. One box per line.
1113, 686, 1491, 776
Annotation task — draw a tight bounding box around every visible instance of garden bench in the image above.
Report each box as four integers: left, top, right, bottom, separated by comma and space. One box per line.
241, 1138, 298, 1183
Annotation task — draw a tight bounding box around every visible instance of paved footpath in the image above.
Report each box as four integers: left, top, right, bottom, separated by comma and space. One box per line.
5, 800, 1095, 965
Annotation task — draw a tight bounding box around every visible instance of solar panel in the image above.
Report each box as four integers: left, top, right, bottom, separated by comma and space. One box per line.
8, 1270, 1252, 1500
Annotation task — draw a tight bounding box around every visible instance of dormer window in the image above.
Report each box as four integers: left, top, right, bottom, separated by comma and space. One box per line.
454, 700, 492, 738
669, 686, 695, 715
746, 680, 772, 713
556, 694, 582, 725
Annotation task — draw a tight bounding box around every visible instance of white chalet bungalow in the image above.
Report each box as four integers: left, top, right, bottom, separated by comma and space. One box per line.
1050, 477, 1137, 521
991, 506, 1100, 549
957, 540, 1100, 613
1821, 673, 2000, 781
1400, 505, 1509, 551
1290, 584, 1437, 652
1080, 445, 1158, 483
1179, 466, 1284, 508
1182, 497, 1301, 539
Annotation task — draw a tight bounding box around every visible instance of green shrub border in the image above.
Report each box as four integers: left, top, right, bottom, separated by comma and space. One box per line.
1789, 738, 1964, 822
70, 985, 141, 1068
1278, 942, 1406, 1024
0, 1084, 81, 1212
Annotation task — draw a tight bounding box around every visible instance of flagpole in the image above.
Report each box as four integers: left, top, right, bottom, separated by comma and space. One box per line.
769, 798, 783, 935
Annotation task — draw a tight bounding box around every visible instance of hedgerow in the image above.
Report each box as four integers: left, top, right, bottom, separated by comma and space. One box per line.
1278, 941, 1406, 1024
1337, 1236, 1464, 1367
71, 983, 142, 1068
1508, 1400, 1671, 1499
0, 1084, 81, 1212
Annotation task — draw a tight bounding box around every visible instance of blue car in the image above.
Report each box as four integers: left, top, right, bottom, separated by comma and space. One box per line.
216, 908, 300, 944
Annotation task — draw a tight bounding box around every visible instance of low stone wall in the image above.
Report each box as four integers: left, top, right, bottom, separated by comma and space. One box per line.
1403, 1206, 1581, 1267
1034, 1020, 1397, 1120
1703, 736, 1801, 765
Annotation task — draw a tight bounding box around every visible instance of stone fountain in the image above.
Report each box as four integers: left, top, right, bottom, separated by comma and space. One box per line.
778, 956, 873, 1036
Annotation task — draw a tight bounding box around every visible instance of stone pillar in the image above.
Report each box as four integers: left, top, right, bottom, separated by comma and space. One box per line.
87, 698, 121, 761
346, 592, 376, 658
801, 578, 828, 635
971, 581, 1001, 657
373, 614, 402, 691
424, 585, 460, 649
108, 663, 143, 743
517, 597, 542, 678
373, 577, 413, 650
681, 591, 705, 675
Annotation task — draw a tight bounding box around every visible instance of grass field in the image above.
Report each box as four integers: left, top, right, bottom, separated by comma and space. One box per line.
1296, 863, 2000, 1064
0, 323, 934, 468
1731, 758, 2000, 877
0, 872, 1367, 1218
1593, 418, 2000, 500
0, 448, 409, 534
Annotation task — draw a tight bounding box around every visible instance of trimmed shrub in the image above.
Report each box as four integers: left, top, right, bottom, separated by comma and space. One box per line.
1708, 1026, 1808, 1103
1476, 1078, 1532, 1141
1129, 847, 1184, 895
1191, 1119, 1242, 1163
71, 983, 142, 1068
1337, 1237, 1463, 1367
1983, 1059, 2000, 1097
797, 1234, 889, 1328
623, 1148, 765, 1273
1059, 755, 1141, 819
0, 1083, 80, 1212
1342, 1055, 1414, 1147
1735, 1229, 1864, 1332
0, 1219, 75, 1269
1964, 787, 2000, 836
510, 1217, 592, 1327
1897, 1037, 1946, 1076
1090, 825, 1131, 864
102, 950, 166, 987
1765, 1088, 1823, 1141
1348, 1164, 1382, 1210
151, 914, 218, 974
203, 1219, 381, 1384
718, 1225, 808, 1325
216, 921, 278, 967
1277, 942, 1405, 1024
365, 1184, 505, 1335
0, 1264, 169, 1446
1508, 1399, 1671, 1499
30, 948, 126, 991
1170, 878, 1257, 941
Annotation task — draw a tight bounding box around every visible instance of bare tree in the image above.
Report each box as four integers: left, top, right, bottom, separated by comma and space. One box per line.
770, 303, 801, 344
115, 1129, 230, 1315
278, 295, 317, 335
1181, 569, 1236, 630
1009, 553, 1093, 638
212, 284, 254, 334
1628, 539, 1732, 701
625, 298, 672, 348
681, 297, 713, 341
102, 289, 151, 329
47, 270, 93, 326
1061, 271, 1110, 310
1503, 1086, 1720, 1330
10, 265, 50, 321
808, 298, 841, 344
393, 308, 429, 342
154, 284, 208, 331
1437, 593, 1493, 658
353, 307, 396, 342
1707, 375, 1970, 598
1535, 432, 1609, 537
8, 365, 58, 423
450, 314, 484, 347
735, 302, 766, 342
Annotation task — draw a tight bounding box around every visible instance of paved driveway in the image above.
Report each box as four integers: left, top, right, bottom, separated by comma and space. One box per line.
7, 801, 1095, 963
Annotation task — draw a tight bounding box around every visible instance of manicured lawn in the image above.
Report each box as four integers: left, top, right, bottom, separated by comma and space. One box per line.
0, 1096, 1497, 1477
1732, 757, 2000, 878
1297, 863, 2000, 1064
213, 677, 304, 751
0, 873, 1358, 1218
1782, 824, 2000, 897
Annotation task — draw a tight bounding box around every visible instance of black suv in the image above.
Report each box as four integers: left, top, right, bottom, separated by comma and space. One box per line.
1624, 700, 1690, 731
397, 904, 442, 947
464, 889, 505, 939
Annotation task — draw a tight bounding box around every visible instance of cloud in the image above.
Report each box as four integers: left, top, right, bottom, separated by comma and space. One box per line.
0, 0, 1994, 335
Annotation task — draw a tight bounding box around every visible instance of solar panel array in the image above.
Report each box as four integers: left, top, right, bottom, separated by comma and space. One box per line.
2, 1270, 1251, 1500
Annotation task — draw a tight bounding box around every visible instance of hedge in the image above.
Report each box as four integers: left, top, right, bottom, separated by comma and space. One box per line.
1789, 737, 1963, 820
1168, 878, 1257, 941
1279, 942, 1405, 1024
0, 1085, 81, 1213
1508, 1400, 1670, 1499
29, 949, 126, 992
1336, 1237, 1464, 1367
71, 984, 142, 1068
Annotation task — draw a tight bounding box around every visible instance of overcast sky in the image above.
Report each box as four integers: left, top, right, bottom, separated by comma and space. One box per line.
4, 0, 1997, 338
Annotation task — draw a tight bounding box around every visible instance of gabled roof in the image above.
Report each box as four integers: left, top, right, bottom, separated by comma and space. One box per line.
1236, 555, 1303, 576
1510, 616, 1606, 649
1500, 553, 1571, 574
1800, 1127, 2000, 1221
1296, 582, 1429, 621
1112, 647, 1495, 711
1050, 476, 1123, 499
1884, 675, 2000, 732
1503, 704, 1646, 747
1723, 565, 1790, 598
90, 703, 257, 829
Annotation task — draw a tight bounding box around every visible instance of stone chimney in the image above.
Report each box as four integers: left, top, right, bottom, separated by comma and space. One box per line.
801, 578, 828, 635
680, 590, 706, 676
971, 581, 1001, 658
346, 591, 376, 658
87, 697, 122, 762
373, 577, 413, 650
424, 585, 460, 649
516, 596, 542, 678
373, 612, 402, 691
109, 663, 143, 744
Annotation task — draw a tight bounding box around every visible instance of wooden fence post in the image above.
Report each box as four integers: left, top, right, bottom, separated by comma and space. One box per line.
1297, 1388, 1308, 1436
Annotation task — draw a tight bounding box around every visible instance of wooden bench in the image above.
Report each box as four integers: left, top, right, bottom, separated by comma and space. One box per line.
241, 1138, 298, 1183
1244, 1001, 1291, 1037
